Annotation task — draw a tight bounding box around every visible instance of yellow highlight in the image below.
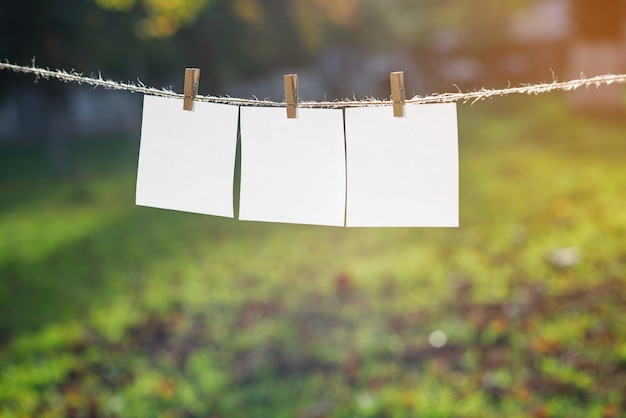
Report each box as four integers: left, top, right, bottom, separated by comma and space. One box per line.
137, 16, 179, 38
232, 0, 265, 25
143, 0, 210, 24
95, 0, 136, 12
95, 0, 211, 38
310, 0, 361, 26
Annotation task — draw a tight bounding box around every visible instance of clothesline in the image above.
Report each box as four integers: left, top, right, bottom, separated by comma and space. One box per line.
2, 60, 626, 107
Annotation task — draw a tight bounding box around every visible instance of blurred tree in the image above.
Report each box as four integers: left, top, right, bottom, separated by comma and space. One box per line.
0, 0, 210, 90
0, 0, 187, 168
0, 0, 91, 77
0, 0, 96, 164
173, 0, 360, 88
86, 0, 357, 88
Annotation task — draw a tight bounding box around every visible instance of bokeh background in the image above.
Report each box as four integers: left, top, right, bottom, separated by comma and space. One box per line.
1, 1, 626, 417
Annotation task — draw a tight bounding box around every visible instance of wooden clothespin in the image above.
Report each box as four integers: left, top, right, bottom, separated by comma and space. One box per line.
183, 68, 200, 111
284, 74, 298, 118
390, 71, 405, 117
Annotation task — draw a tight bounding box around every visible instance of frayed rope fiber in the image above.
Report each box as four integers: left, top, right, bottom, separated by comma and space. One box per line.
2, 60, 626, 108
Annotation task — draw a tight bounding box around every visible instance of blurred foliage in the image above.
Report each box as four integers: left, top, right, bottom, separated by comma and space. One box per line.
0, 0, 548, 82
0, 0, 362, 91
0, 1, 220, 90
1, 94, 626, 416
0, 0, 186, 88
3, 0, 624, 92
95, 0, 213, 38
356, 0, 532, 51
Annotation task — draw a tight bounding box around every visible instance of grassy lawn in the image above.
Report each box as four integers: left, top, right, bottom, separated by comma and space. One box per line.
0, 94, 625, 417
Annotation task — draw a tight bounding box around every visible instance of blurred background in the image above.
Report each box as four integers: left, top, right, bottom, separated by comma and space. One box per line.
1, 1, 626, 417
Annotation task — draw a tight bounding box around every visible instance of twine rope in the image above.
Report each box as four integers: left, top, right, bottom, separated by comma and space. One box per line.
2, 60, 626, 108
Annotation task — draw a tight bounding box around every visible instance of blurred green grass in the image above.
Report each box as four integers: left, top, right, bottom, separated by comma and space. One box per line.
0, 94, 625, 417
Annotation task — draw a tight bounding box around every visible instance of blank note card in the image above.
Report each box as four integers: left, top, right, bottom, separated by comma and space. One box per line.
136, 95, 239, 217
345, 103, 458, 227
239, 107, 346, 227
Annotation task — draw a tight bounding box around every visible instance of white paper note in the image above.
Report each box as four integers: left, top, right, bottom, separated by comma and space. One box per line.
136, 95, 239, 217
239, 107, 346, 226
345, 103, 458, 227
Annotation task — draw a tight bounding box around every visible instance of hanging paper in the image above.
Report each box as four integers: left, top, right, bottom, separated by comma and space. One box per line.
239, 107, 346, 227
345, 103, 458, 227
136, 95, 239, 217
